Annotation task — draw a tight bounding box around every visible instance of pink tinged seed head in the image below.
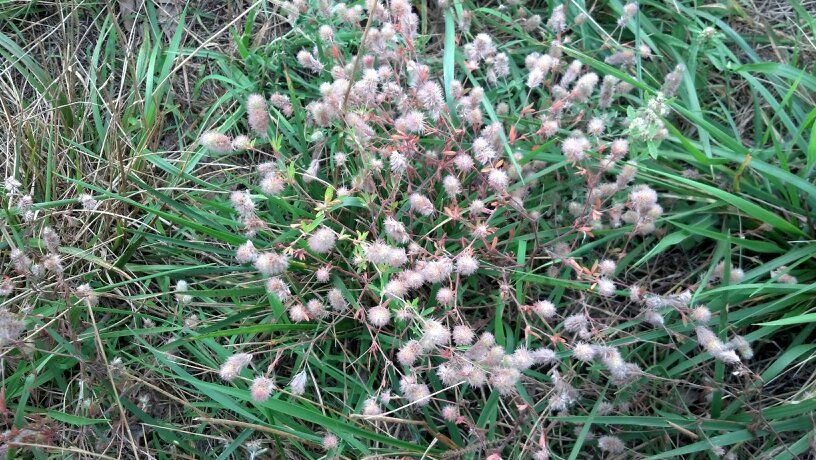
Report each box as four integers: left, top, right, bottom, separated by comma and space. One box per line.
250, 376, 274, 402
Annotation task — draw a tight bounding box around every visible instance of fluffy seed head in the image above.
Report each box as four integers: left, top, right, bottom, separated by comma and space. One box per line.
254, 252, 290, 275
410, 193, 435, 216
487, 169, 509, 192
597, 278, 616, 297
443, 175, 461, 196
488, 367, 520, 395
308, 227, 337, 254
573, 342, 596, 362
236, 241, 259, 264
441, 404, 459, 422
455, 252, 479, 276
322, 433, 339, 450
598, 259, 617, 276
219, 353, 252, 381
691, 306, 711, 324
290, 371, 308, 395
598, 435, 625, 454
533, 300, 557, 319
315, 266, 331, 283
250, 376, 274, 402
78, 193, 98, 210
436, 287, 456, 305
328, 288, 347, 310
397, 340, 423, 366
452, 324, 475, 345
266, 277, 291, 301
421, 319, 451, 349
200, 131, 232, 153
562, 135, 591, 162
367, 305, 391, 327
247, 94, 269, 135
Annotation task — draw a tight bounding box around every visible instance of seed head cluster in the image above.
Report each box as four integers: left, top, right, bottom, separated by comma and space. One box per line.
0, 0, 785, 458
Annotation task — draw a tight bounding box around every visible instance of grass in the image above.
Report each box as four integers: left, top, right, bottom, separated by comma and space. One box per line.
1, 0, 815, 459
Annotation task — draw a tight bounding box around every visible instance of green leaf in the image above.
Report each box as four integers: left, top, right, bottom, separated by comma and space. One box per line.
758, 313, 816, 327
45, 411, 111, 426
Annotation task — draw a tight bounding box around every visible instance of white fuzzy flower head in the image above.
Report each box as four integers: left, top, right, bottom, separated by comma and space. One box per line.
200, 131, 232, 153
532, 348, 558, 365
384, 217, 410, 244
43, 227, 60, 254
541, 118, 559, 138
318, 25, 334, 42
572, 342, 596, 362
76, 283, 98, 307
390, 151, 408, 174
4, 177, 21, 194
452, 324, 475, 346
365, 242, 407, 267
510, 346, 535, 370
232, 135, 252, 151
175, 280, 192, 305
598, 259, 617, 276
266, 277, 291, 301
455, 252, 479, 276
328, 288, 347, 310
247, 94, 269, 136
644, 310, 665, 327
290, 370, 308, 395
78, 193, 98, 210
488, 367, 520, 395
598, 435, 625, 454
563, 314, 589, 333
289, 304, 310, 322
397, 340, 423, 366
454, 154, 474, 171
473, 138, 497, 165
402, 379, 432, 406
250, 376, 274, 402
384, 279, 407, 299
436, 287, 456, 306
230, 190, 255, 217
596, 277, 616, 297
395, 111, 425, 134
691, 306, 711, 324
322, 433, 339, 451
260, 172, 286, 196
254, 252, 289, 275
362, 397, 382, 416
236, 241, 259, 264
470, 199, 487, 215
729, 335, 754, 360
587, 117, 605, 136
441, 404, 459, 422
487, 169, 509, 192
611, 138, 629, 156
367, 305, 391, 327
401, 270, 425, 290
421, 258, 453, 283
315, 266, 331, 283
219, 353, 252, 382
562, 135, 590, 162
443, 175, 462, 196
420, 319, 451, 349
308, 226, 337, 254
306, 299, 328, 319
410, 193, 435, 216
0, 279, 14, 297
533, 300, 557, 319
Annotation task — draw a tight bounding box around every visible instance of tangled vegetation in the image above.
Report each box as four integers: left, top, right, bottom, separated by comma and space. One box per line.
1, 0, 815, 458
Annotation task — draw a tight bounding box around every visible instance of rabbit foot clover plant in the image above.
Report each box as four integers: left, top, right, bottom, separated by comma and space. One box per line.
2, 0, 815, 459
